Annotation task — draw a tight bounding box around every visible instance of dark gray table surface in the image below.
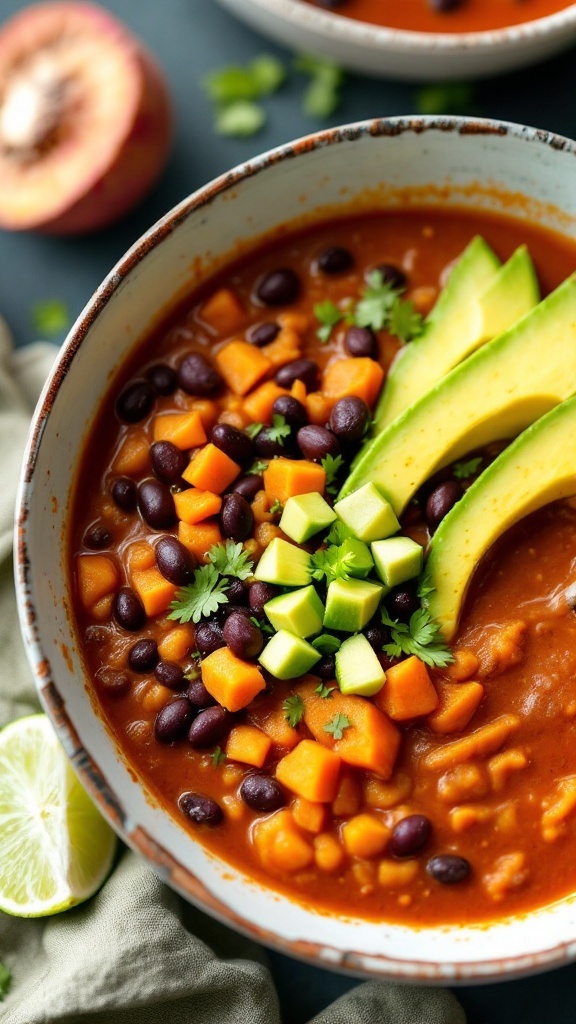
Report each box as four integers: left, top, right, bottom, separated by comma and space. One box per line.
4, 1, 576, 1020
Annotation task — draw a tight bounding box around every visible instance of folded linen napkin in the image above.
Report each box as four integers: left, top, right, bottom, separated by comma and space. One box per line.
0, 321, 466, 1024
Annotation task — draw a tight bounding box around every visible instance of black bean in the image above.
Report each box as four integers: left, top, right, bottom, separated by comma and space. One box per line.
297, 424, 341, 462
96, 667, 131, 697
344, 325, 378, 359
315, 654, 336, 680
115, 380, 155, 423
223, 612, 264, 660
388, 585, 420, 621
150, 440, 186, 484
389, 814, 432, 858
217, 604, 252, 625
179, 791, 223, 826
220, 493, 254, 542
254, 427, 291, 460
228, 473, 263, 502
155, 660, 185, 689
426, 854, 471, 884
225, 578, 249, 605
111, 476, 137, 512
178, 352, 222, 396
156, 536, 197, 586
247, 321, 280, 347
195, 620, 225, 657
210, 423, 253, 465
315, 0, 348, 7
329, 396, 369, 442
128, 638, 159, 672
249, 581, 279, 617
240, 774, 285, 812
275, 358, 319, 392
188, 706, 231, 748
426, 480, 463, 532
146, 363, 177, 395
363, 621, 391, 651
255, 268, 300, 306
429, 0, 464, 10
316, 245, 353, 275
155, 698, 194, 743
272, 395, 308, 431
83, 523, 112, 549
373, 262, 407, 290
187, 678, 217, 708
137, 479, 176, 530
113, 587, 145, 631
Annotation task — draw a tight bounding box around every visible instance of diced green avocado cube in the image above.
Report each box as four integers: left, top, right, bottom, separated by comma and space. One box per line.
324, 578, 384, 632
258, 629, 321, 680
279, 491, 337, 544
371, 536, 423, 587
335, 633, 386, 697
253, 537, 311, 587
338, 537, 374, 578
264, 585, 324, 638
333, 482, 400, 542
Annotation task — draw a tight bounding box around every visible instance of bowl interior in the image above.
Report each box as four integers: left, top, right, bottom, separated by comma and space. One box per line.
16, 117, 576, 981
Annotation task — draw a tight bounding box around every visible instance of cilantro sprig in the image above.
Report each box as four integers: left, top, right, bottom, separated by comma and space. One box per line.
283, 693, 305, 728
353, 270, 424, 341
204, 55, 286, 137
210, 746, 226, 767
381, 607, 454, 668
314, 300, 350, 343
311, 544, 354, 584
453, 456, 482, 480
315, 682, 335, 698
388, 295, 424, 342
295, 54, 344, 118
321, 453, 345, 495
208, 540, 254, 580
169, 541, 254, 624
267, 414, 291, 446
324, 713, 351, 740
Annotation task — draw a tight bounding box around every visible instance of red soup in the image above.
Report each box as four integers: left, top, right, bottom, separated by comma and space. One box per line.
303, 0, 574, 34
70, 207, 576, 925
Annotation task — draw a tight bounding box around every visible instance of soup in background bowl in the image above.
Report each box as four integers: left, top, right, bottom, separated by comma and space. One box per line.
15, 116, 576, 982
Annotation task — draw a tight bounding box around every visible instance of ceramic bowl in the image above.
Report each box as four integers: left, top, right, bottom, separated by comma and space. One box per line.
215, 0, 576, 80
15, 116, 576, 982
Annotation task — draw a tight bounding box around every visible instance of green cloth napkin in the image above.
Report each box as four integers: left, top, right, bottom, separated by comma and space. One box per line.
0, 321, 466, 1024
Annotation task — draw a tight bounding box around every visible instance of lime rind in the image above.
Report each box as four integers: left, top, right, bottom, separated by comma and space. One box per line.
0, 714, 116, 917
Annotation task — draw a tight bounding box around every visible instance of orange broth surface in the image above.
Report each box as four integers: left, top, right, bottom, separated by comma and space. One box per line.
302, 0, 573, 33
71, 208, 576, 925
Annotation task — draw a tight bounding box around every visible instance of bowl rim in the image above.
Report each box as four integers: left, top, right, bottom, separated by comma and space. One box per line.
222, 0, 576, 48
15, 114, 576, 984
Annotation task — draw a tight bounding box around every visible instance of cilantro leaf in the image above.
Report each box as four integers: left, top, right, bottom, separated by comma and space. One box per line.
210, 746, 227, 767
208, 540, 254, 580
311, 633, 342, 654
269, 498, 283, 515
453, 456, 483, 480
32, 299, 70, 337
0, 962, 11, 1001
247, 459, 268, 475
314, 300, 345, 343
215, 101, 266, 138
245, 422, 263, 440
283, 693, 305, 728
324, 712, 351, 740
310, 545, 354, 584
204, 55, 286, 104
314, 682, 335, 698
295, 55, 345, 118
321, 453, 345, 495
388, 296, 424, 343
354, 270, 401, 331
250, 54, 287, 95
250, 615, 274, 635
326, 519, 352, 545
267, 414, 291, 446
381, 606, 454, 668
416, 570, 435, 603
168, 565, 229, 624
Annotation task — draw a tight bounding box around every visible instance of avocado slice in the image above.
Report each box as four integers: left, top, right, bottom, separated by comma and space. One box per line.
324, 577, 384, 632
426, 394, 576, 640
258, 629, 321, 679
339, 274, 576, 514
264, 585, 324, 638
253, 537, 311, 587
335, 634, 386, 697
477, 244, 539, 340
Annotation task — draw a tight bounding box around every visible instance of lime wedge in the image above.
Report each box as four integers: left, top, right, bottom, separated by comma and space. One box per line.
0, 714, 116, 917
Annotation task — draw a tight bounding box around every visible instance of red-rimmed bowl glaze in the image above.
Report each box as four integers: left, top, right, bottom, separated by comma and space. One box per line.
215, 0, 576, 79
15, 116, 576, 983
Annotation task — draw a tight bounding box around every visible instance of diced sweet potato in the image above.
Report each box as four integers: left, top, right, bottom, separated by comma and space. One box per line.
178, 520, 222, 562
77, 554, 119, 611
305, 391, 333, 426
291, 796, 327, 834
263, 457, 326, 505
446, 648, 480, 682
421, 714, 521, 772
201, 647, 265, 712
322, 357, 384, 407
174, 488, 222, 524
214, 340, 271, 396
132, 567, 177, 617
126, 540, 156, 575
341, 813, 390, 859
157, 624, 195, 662
199, 287, 245, 334
112, 430, 149, 475
375, 656, 439, 721
182, 443, 240, 493
243, 381, 289, 423
275, 739, 341, 803
427, 681, 485, 735
152, 411, 207, 450
225, 724, 272, 768
247, 701, 300, 751
314, 833, 345, 873
476, 621, 527, 678
253, 809, 314, 873
261, 327, 301, 368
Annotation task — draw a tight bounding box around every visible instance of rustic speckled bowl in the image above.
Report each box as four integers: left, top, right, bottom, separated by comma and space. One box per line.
215, 0, 576, 80
15, 116, 576, 982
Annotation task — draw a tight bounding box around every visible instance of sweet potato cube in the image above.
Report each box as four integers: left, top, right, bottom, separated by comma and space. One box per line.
341, 813, 391, 859
132, 567, 177, 617
291, 796, 327, 834
427, 681, 485, 735
214, 340, 271, 396
260, 327, 301, 368
201, 647, 266, 712
174, 488, 222, 524
375, 656, 439, 721
182, 443, 240, 493
126, 541, 156, 574
158, 624, 195, 661
77, 554, 119, 611
247, 702, 300, 751
178, 520, 222, 562
199, 287, 245, 334
299, 680, 400, 780
263, 457, 326, 505
225, 724, 272, 768
112, 430, 149, 475
322, 357, 384, 407
275, 740, 341, 803
152, 411, 207, 450
253, 809, 314, 873
243, 381, 289, 423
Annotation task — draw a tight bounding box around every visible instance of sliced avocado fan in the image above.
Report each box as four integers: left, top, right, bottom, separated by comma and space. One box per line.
426, 394, 576, 640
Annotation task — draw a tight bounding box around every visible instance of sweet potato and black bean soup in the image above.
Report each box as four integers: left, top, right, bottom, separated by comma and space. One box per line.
305, 0, 574, 33
71, 207, 576, 925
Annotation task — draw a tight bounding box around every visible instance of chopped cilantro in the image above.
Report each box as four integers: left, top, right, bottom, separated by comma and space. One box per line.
311, 633, 342, 655
250, 615, 274, 635
250, 54, 287, 95
269, 498, 283, 515
324, 712, 350, 740
381, 606, 454, 668
295, 54, 345, 118
314, 299, 346, 343
210, 746, 226, 767
184, 659, 201, 682
208, 540, 254, 580
415, 82, 476, 116
267, 414, 291, 445
204, 55, 286, 137
247, 459, 268, 476
32, 299, 70, 337
314, 682, 336, 698
0, 962, 11, 1001
416, 570, 435, 603
388, 295, 424, 343
310, 544, 354, 584
245, 422, 264, 440
453, 456, 483, 480
283, 693, 305, 728
326, 520, 352, 545
215, 101, 266, 138
168, 564, 229, 624
321, 453, 345, 495
354, 270, 400, 332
